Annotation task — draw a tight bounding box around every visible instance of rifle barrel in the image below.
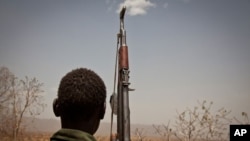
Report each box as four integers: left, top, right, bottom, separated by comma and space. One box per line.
120, 7, 126, 20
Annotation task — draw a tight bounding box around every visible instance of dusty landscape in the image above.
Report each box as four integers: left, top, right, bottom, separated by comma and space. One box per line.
0, 118, 162, 141
0, 118, 233, 141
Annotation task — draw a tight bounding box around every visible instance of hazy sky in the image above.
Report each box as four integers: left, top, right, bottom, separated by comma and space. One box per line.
0, 0, 250, 125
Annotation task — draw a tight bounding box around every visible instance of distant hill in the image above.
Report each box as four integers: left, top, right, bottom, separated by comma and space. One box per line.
24, 118, 159, 137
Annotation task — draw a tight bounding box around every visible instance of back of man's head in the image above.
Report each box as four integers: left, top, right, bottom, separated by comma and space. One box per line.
53, 68, 106, 122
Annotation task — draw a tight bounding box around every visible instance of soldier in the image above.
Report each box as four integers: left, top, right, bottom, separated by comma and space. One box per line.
51, 68, 106, 141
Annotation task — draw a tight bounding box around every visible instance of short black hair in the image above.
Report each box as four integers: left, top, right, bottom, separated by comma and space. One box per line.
57, 68, 106, 120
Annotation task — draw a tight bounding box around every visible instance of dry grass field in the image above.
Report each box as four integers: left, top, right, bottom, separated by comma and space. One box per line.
0, 133, 226, 141
0, 132, 52, 141
0, 133, 170, 141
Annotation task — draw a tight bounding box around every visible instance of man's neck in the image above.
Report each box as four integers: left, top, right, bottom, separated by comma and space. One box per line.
60, 117, 100, 135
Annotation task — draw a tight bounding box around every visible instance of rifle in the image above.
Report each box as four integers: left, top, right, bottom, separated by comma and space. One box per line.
110, 6, 134, 141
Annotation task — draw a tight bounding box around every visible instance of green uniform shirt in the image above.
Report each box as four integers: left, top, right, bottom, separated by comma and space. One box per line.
50, 128, 97, 141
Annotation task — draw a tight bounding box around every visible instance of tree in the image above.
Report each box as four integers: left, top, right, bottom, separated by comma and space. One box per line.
153, 121, 175, 141
174, 106, 201, 141
0, 67, 17, 136
0, 66, 46, 141
0, 67, 15, 112
134, 128, 147, 141
197, 101, 231, 141
154, 100, 233, 141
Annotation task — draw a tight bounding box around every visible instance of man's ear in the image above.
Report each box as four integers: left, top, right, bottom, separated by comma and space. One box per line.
53, 98, 60, 117
99, 102, 106, 119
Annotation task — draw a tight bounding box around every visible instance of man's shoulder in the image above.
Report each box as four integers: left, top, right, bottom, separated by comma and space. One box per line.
50, 128, 96, 141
